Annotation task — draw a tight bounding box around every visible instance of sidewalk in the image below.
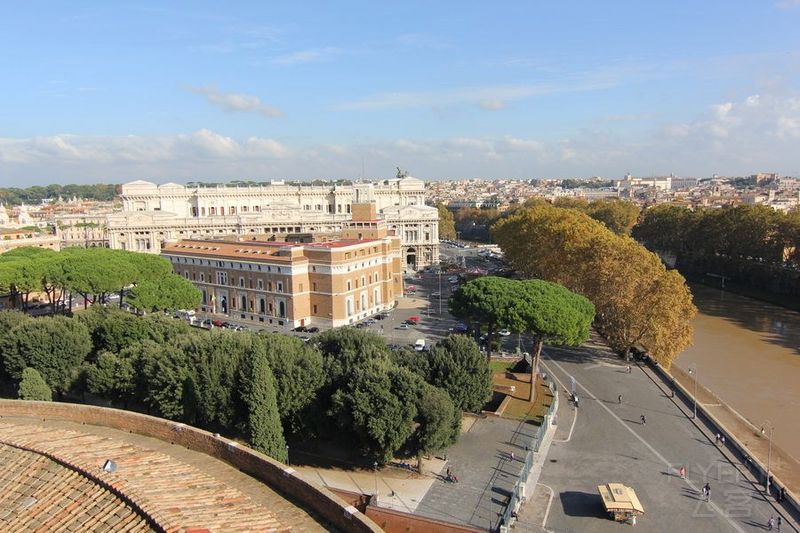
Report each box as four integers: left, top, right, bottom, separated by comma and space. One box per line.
643, 362, 800, 532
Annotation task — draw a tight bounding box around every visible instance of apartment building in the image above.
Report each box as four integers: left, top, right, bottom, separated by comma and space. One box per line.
161, 204, 403, 328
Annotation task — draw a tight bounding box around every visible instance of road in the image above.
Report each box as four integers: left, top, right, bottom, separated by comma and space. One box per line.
536, 336, 794, 533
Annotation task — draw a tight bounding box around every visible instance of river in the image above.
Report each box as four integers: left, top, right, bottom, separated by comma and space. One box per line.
675, 283, 800, 460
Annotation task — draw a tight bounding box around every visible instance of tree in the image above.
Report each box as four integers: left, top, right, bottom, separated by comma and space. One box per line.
86, 351, 136, 405
449, 276, 516, 358
329, 358, 417, 463
18, 368, 52, 401
494, 204, 696, 368
508, 280, 594, 399
585, 200, 640, 236
426, 335, 491, 412
138, 340, 193, 419
1, 316, 92, 393
436, 203, 456, 240
127, 275, 202, 313
414, 383, 460, 454
238, 350, 287, 462
258, 333, 325, 434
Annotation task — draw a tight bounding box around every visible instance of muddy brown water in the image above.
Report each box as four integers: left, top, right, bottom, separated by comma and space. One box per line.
675, 283, 800, 460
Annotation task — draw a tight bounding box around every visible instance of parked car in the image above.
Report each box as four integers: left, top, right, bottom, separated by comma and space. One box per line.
453, 323, 468, 334
414, 339, 426, 351
211, 319, 225, 327
498, 329, 511, 337
431, 291, 441, 298
293, 325, 308, 332
398, 323, 410, 329
307, 326, 320, 333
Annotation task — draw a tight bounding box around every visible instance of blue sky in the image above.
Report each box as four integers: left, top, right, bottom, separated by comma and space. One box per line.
1, 1, 800, 185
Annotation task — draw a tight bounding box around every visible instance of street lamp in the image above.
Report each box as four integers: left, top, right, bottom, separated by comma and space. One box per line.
688, 365, 698, 420
438, 269, 443, 316
286, 445, 290, 466
373, 461, 379, 500
762, 422, 774, 496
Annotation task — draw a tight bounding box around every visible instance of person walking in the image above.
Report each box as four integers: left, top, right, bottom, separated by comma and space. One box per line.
510, 451, 515, 462
626, 365, 632, 374
703, 483, 711, 502
720, 435, 726, 446
768, 516, 775, 531
777, 516, 782, 532
640, 414, 647, 425
618, 394, 623, 404
679, 465, 686, 479
715, 433, 721, 445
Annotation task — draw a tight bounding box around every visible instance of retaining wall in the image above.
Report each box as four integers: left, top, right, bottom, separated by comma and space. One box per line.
0, 400, 382, 533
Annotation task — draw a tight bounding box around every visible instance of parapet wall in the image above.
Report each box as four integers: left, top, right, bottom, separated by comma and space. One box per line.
0, 400, 382, 533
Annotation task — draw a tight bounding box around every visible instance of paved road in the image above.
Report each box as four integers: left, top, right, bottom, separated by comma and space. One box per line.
537, 335, 793, 533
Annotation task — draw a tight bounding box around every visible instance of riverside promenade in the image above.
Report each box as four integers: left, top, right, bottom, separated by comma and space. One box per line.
532, 332, 798, 533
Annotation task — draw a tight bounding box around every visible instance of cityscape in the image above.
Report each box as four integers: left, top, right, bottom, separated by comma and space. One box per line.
1, 2, 799, 533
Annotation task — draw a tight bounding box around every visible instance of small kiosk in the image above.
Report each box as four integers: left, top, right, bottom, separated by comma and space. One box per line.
597, 483, 644, 525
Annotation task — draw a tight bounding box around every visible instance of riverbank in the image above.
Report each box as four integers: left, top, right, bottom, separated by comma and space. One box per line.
692, 274, 800, 313
677, 283, 800, 462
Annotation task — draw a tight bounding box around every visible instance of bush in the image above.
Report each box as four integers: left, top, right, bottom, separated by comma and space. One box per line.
18, 367, 52, 401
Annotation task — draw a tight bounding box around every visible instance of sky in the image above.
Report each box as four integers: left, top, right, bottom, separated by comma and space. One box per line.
1, 1, 800, 186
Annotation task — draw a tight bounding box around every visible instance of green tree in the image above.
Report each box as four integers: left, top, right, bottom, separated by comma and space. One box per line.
1, 316, 92, 393
238, 350, 287, 462
127, 275, 201, 313
18, 367, 52, 401
258, 333, 325, 433
414, 383, 460, 454
449, 276, 516, 358
138, 340, 193, 419
436, 203, 457, 240
329, 358, 417, 463
426, 335, 491, 412
86, 351, 136, 405
508, 280, 594, 399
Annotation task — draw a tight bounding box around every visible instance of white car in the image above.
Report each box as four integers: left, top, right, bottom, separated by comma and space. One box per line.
498, 329, 511, 336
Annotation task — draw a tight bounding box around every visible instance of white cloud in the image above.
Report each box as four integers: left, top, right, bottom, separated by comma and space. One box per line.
479, 100, 507, 111
271, 47, 341, 65
188, 85, 283, 118
775, 0, 800, 9
3, 92, 800, 184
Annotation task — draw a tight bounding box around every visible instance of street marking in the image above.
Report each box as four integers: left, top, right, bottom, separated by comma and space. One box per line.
542, 360, 578, 443
544, 354, 748, 533
538, 482, 555, 528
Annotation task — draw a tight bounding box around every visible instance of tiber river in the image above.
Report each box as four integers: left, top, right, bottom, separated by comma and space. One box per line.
675, 283, 800, 460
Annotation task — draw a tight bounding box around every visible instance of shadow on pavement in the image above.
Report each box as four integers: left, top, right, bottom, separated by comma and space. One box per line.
558, 491, 607, 518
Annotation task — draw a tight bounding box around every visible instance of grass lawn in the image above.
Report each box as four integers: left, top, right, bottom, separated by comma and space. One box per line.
491, 371, 554, 423
489, 360, 515, 373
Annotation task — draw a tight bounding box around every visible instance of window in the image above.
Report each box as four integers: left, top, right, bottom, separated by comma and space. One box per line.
312, 282, 317, 291
277, 281, 283, 293
347, 280, 352, 291
313, 304, 318, 314
241, 295, 247, 312
216, 272, 228, 285
239, 277, 245, 288
346, 298, 353, 317
361, 276, 366, 287
200, 273, 205, 282
257, 279, 263, 290
259, 298, 266, 313
268, 282, 273, 291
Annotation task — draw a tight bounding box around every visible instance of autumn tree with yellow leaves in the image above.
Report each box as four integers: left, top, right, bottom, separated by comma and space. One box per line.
493, 205, 695, 368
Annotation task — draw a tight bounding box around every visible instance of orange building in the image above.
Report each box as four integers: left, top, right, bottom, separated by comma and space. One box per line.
161, 204, 403, 328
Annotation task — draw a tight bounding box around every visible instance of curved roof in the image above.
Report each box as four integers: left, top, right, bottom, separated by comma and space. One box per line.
0, 441, 153, 532
0, 417, 331, 532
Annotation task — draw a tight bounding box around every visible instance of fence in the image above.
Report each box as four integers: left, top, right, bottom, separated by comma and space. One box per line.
500, 381, 557, 531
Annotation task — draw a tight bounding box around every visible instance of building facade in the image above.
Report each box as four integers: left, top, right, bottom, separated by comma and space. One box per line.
161, 208, 403, 328
110, 175, 439, 270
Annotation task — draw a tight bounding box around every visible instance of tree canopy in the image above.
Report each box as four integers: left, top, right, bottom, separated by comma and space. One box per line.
494, 204, 695, 367
436, 203, 457, 240
18, 368, 53, 401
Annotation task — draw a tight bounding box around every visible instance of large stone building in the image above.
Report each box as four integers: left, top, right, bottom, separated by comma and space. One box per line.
161, 204, 403, 328
108, 174, 439, 270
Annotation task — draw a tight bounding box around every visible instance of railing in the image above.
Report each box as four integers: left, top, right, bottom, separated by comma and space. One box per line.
500, 382, 558, 531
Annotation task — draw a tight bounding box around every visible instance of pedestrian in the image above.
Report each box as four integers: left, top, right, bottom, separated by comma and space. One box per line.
626, 365, 631, 374
679, 465, 686, 479
715, 433, 721, 445
777, 516, 782, 532
720, 435, 726, 446
640, 414, 646, 425
618, 394, 623, 404
701, 485, 708, 499
704, 483, 711, 502
780, 487, 786, 503
510, 451, 515, 462
768, 516, 775, 531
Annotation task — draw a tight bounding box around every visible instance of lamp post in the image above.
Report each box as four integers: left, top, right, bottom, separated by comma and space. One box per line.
688, 365, 698, 420
286, 445, 290, 466
762, 422, 774, 496
373, 461, 379, 500
438, 268, 442, 316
